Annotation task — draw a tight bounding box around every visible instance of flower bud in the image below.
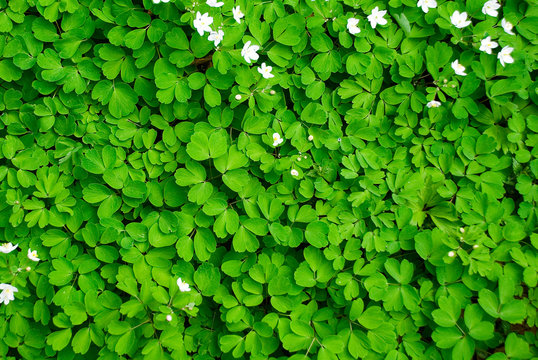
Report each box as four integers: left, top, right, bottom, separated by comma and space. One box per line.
270, 90, 276, 95
473, 244, 479, 249
308, 135, 314, 141
235, 94, 242, 100
166, 315, 173, 322
459, 227, 465, 233
26, 267, 31, 272
448, 251, 455, 257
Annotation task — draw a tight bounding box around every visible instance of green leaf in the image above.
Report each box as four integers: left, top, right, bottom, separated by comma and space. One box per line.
220, 335, 243, 353
187, 132, 210, 161
431, 327, 463, 349
115, 330, 135, 355
305, 221, 329, 248
109, 82, 138, 118
46, 328, 72, 351
505, 333, 533, 359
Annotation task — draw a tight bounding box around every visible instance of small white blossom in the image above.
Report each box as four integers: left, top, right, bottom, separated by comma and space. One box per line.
152, 0, 170, 3
258, 63, 274, 79
473, 244, 479, 249
27, 249, 40, 262
166, 314, 173, 321
206, 0, 224, 7
291, 169, 299, 176
241, 41, 260, 64
208, 30, 224, 46
308, 135, 314, 141
177, 277, 191, 292
460, 227, 465, 233
0, 242, 18, 254
482, 0, 500, 17
427, 100, 441, 108
451, 60, 467, 76
233, 6, 244, 24
501, 19, 515, 35
498, 46, 514, 67
0, 284, 18, 305
448, 251, 456, 257
235, 94, 242, 100
451, 11, 472, 28
270, 90, 276, 95
417, 0, 437, 13
183, 302, 195, 310
272, 133, 284, 147
193, 12, 213, 36
347, 18, 361, 35
479, 36, 498, 54
26, 267, 31, 271
297, 157, 302, 161
367, 7, 387, 29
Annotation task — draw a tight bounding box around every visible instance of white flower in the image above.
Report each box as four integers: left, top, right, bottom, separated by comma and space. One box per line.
177, 277, 191, 292
473, 244, 479, 249
166, 314, 173, 321
501, 19, 515, 35
498, 46, 514, 67
235, 94, 242, 100
241, 41, 260, 63
451, 60, 467, 76
0, 242, 18, 254
367, 7, 387, 29
460, 227, 465, 233
270, 90, 276, 95
448, 251, 455, 257
272, 133, 284, 147
206, 0, 224, 7
347, 18, 361, 35
26, 267, 31, 271
291, 169, 299, 176
451, 11, 472, 28
0, 284, 18, 305
427, 100, 441, 108
233, 6, 244, 24
257, 63, 274, 79
193, 12, 213, 36
152, 0, 170, 3
482, 0, 500, 17
208, 30, 224, 46
479, 36, 498, 54
27, 249, 39, 262
185, 302, 195, 310
308, 135, 314, 141
417, 0, 437, 13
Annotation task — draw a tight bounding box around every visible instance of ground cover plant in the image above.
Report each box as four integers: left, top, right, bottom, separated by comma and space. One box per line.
0, 0, 537, 359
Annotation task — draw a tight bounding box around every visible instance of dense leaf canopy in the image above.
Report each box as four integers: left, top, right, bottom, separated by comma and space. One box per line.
0, 0, 537, 359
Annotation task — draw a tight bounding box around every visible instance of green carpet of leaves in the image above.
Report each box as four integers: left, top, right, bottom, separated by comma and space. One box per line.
0, 0, 537, 359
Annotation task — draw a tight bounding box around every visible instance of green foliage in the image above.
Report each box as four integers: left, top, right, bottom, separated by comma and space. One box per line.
0, 0, 537, 360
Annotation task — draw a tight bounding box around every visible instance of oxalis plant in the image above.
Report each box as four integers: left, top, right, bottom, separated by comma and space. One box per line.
0, 0, 537, 359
